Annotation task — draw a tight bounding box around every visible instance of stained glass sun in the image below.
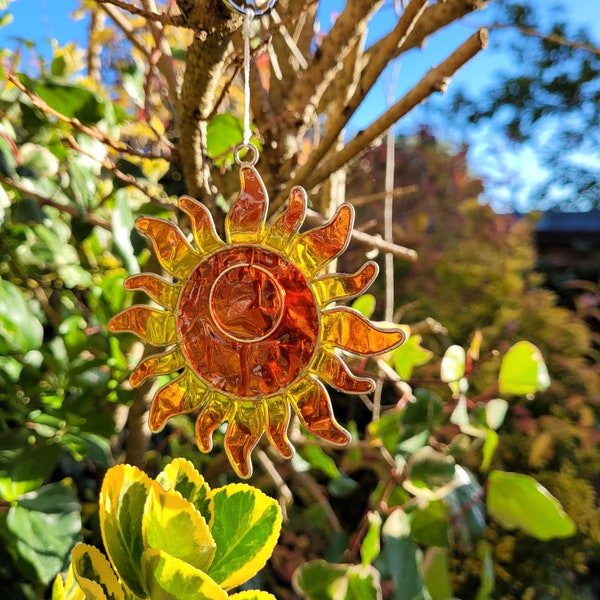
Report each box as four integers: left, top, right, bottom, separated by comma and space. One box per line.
109, 165, 405, 478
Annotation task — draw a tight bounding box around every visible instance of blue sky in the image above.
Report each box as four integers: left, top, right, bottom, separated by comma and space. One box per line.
2, 0, 599, 210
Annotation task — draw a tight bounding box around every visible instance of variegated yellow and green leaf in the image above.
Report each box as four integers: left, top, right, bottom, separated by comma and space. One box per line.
71, 579, 108, 600
206, 484, 282, 590
229, 592, 278, 599
99, 464, 152, 598
52, 575, 67, 600
156, 458, 214, 526
141, 548, 228, 600
52, 565, 86, 600
143, 480, 216, 572
71, 543, 124, 600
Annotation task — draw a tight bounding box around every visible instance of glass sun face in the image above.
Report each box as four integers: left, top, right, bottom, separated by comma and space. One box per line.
109, 166, 405, 478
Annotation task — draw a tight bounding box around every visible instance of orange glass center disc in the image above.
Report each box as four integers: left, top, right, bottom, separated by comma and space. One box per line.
210, 263, 285, 342
177, 246, 320, 399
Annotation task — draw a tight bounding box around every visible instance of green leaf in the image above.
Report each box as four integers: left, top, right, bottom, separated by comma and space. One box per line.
71, 543, 125, 600
368, 409, 403, 453
292, 560, 347, 600
0, 134, 17, 176
207, 483, 282, 590
143, 481, 216, 573
142, 549, 227, 600
156, 458, 213, 523
381, 510, 425, 600
485, 398, 508, 430
498, 341, 550, 396
404, 447, 456, 499
443, 467, 486, 546
112, 189, 140, 274
20, 142, 59, 177
345, 565, 382, 600
360, 511, 381, 566
475, 542, 494, 600
301, 445, 341, 479
487, 470, 576, 540
328, 474, 359, 498
440, 345, 468, 397
206, 114, 244, 166
7, 482, 82, 585
480, 430, 498, 472
410, 500, 449, 548
99, 464, 151, 598
0, 435, 61, 501
440, 345, 466, 382
449, 395, 471, 429
422, 547, 453, 600
292, 560, 381, 600
402, 388, 444, 435
351, 294, 376, 319
393, 334, 433, 380
0, 279, 44, 354
24, 75, 106, 124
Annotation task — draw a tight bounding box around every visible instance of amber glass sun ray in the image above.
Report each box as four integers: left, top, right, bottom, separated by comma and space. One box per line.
109, 163, 405, 478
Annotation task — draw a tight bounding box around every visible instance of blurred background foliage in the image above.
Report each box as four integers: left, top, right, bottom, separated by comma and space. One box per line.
0, 0, 599, 599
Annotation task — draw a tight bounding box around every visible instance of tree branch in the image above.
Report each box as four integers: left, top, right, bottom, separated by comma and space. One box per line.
140, 0, 180, 106
274, 0, 428, 205
390, 0, 489, 58
176, 0, 241, 219
87, 8, 105, 83
304, 208, 417, 261
283, 0, 383, 139
95, 0, 185, 26
303, 28, 489, 191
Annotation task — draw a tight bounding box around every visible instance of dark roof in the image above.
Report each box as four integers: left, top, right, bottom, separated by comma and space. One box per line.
535, 210, 600, 251
536, 210, 600, 233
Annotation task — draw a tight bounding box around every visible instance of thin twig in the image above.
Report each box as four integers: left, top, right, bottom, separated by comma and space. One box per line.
0, 174, 111, 230
256, 449, 293, 520
490, 22, 600, 55
65, 134, 170, 206
304, 208, 417, 261
348, 184, 419, 207
6, 73, 171, 161
95, 0, 185, 26
293, 470, 343, 533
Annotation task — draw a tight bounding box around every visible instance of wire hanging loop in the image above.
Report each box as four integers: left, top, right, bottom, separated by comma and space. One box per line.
231, 3, 260, 167
234, 143, 259, 167
221, 0, 276, 17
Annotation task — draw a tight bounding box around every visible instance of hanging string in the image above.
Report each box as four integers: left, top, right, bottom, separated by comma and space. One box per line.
242, 8, 254, 146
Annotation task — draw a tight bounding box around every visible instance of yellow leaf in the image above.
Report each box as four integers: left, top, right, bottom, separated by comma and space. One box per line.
230, 592, 277, 599
51, 574, 67, 600
143, 481, 216, 573
142, 548, 228, 600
